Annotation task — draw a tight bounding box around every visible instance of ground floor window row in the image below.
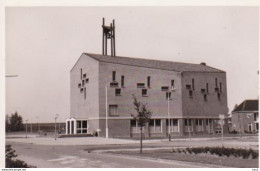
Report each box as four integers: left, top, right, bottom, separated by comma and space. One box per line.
131, 118, 217, 134
66, 118, 224, 134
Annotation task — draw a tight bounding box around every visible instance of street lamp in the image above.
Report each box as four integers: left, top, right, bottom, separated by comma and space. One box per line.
36, 116, 40, 133
105, 86, 108, 138
187, 117, 191, 141
25, 120, 28, 138
55, 114, 59, 140
166, 87, 176, 142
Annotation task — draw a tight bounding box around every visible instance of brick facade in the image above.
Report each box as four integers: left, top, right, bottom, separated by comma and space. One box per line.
67, 53, 229, 138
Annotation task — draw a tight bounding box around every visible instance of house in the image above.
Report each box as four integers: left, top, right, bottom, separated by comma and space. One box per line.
231, 99, 259, 134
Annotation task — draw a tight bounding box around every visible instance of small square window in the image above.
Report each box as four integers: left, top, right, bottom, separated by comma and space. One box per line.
161, 86, 169, 91
83, 73, 87, 78
115, 88, 121, 96
109, 105, 118, 116
204, 94, 207, 101
110, 82, 118, 87
78, 83, 81, 88
86, 78, 89, 83
137, 83, 145, 88
142, 89, 148, 96
189, 90, 193, 98
186, 84, 191, 89
80, 88, 83, 93
217, 93, 221, 100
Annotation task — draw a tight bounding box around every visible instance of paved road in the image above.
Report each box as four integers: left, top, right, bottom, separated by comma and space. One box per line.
7, 141, 223, 168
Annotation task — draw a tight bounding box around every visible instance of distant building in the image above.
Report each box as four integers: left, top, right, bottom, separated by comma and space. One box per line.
66, 18, 229, 138
231, 99, 259, 133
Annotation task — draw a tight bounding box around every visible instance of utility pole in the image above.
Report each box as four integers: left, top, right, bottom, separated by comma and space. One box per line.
55, 114, 58, 140
25, 120, 28, 138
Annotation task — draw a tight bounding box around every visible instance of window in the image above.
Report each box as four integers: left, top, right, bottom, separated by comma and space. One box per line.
109, 105, 118, 116
80, 68, 82, 79
131, 120, 136, 127
215, 87, 219, 92
217, 93, 221, 100
204, 94, 207, 101
196, 119, 203, 126
189, 90, 193, 98
220, 82, 222, 92
166, 92, 171, 100
121, 75, 125, 87
147, 76, 151, 87
186, 84, 191, 89
201, 89, 205, 93
77, 121, 81, 128
137, 83, 145, 88
80, 88, 83, 93
206, 83, 209, 94
161, 86, 169, 91
112, 71, 116, 81
196, 119, 203, 132
83, 73, 86, 79
166, 119, 179, 132
115, 88, 121, 96
142, 89, 148, 96
82, 121, 87, 128
76, 120, 88, 134
184, 119, 192, 126
149, 120, 154, 126
192, 79, 195, 90
84, 87, 86, 99
110, 82, 118, 87
155, 119, 161, 126
206, 119, 212, 125
82, 80, 85, 86
131, 120, 144, 133
78, 83, 81, 88
171, 80, 175, 89
86, 78, 89, 83
67, 121, 70, 134
149, 119, 162, 133
254, 113, 258, 122
215, 78, 218, 88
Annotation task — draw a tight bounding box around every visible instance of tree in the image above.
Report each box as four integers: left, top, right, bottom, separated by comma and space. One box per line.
9, 112, 24, 132
131, 95, 152, 154
6, 145, 36, 168
6, 115, 10, 132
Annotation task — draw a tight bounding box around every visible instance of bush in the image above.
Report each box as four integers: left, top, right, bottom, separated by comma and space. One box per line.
5, 145, 36, 168
179, 146, 258, 160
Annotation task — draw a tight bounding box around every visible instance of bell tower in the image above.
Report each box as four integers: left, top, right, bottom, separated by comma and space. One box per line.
102, 18, 116, 57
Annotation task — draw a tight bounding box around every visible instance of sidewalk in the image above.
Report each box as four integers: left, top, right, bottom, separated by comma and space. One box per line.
6, 134, 258, 148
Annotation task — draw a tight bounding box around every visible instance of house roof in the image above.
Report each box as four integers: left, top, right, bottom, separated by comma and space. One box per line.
232, 99, 259, 112
83, 53, 225, 73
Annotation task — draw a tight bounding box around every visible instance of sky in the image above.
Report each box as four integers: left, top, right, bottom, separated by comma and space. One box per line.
5, 6, 259, 123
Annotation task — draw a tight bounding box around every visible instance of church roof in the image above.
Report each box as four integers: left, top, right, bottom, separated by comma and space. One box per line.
84, 53, 225, 73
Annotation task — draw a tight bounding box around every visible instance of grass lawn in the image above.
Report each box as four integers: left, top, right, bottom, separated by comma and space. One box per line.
108, 149, 259, 168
